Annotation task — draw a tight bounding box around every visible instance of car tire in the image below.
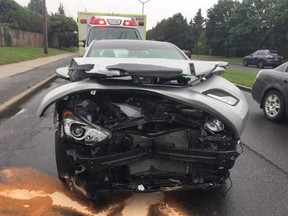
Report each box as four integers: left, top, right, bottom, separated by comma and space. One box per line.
258, 61, 264, 69
263, 90, 285, 122
243, 60, 248, 67
55, 129, 71, 182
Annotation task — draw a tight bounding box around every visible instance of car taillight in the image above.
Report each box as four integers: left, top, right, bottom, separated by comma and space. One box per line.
123, 20, 136, 26
90, 17, 107, 25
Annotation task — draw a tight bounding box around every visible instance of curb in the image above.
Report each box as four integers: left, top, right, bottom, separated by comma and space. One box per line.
0, 74, 57, 117
236, 84, 252, 92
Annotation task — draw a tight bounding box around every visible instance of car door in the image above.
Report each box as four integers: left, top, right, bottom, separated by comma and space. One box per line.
254, 51, 265, 65
272, 63, 288, 106
282, 64, 288, 106
249, 51, 258, 65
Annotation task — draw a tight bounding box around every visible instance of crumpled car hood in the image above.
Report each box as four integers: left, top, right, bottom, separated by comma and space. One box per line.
71, 57, 224, 77
37, 75, 249, 138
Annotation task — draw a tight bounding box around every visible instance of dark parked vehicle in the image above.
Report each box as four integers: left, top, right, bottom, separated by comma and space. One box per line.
252, 61, 288, 122
37, 40, 248, 198
243, 50, 282, 68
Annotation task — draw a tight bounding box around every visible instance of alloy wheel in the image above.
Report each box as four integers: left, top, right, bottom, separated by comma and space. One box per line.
243, 60, 248, 67
264, 94, 281, 118
258, 61, 264, 69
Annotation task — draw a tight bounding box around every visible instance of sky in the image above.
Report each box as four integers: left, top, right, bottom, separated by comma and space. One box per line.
14, 0, 219, 30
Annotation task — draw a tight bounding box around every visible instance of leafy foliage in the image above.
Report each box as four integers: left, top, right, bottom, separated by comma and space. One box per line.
265, 0, 288, 51
0, 0, 42, 33
205, 0, 240, 56
147, 13, 194, 51
48, 14, 77, 48
148, 0, 288, 58
58, 3, 65, 15
27, 0, 43, 14
190, 9, 205, 54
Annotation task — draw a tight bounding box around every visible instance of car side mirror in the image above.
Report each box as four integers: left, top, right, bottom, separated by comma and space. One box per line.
182, 50, 192, 59
56, 67, 70, 80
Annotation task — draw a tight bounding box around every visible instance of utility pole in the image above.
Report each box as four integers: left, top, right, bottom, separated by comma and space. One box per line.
42, 0, 48, 54
137, 0, 151, 15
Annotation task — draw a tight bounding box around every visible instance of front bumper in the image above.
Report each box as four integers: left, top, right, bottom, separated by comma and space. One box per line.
77, 145, 239, 173
66, 142, 239, 196
264, 60, 282, 67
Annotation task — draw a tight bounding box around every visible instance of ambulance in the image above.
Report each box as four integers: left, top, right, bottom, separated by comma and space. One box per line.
78, 12, 147, 56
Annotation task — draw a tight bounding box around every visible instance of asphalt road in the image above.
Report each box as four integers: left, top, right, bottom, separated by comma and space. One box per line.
229, 63, 261, 72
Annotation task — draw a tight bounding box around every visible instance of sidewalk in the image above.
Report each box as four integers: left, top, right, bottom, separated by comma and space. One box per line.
0, 53, 76, 116
0, 53, 75, 79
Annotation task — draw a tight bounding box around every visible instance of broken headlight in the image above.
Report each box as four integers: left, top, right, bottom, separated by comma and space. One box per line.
204, 119, 224, 134
62, 110, 111, 144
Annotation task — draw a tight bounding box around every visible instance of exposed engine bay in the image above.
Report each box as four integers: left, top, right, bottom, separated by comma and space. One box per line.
55, 90, 240, 197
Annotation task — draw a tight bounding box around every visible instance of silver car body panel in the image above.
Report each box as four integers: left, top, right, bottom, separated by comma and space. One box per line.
37, 74, 248, 138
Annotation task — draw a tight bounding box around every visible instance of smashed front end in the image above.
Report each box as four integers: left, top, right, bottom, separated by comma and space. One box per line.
52, 88, 242, 197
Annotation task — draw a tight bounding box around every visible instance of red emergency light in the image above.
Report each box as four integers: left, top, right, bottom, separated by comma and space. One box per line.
90, 17, 107, 25
123, 20, 136, 26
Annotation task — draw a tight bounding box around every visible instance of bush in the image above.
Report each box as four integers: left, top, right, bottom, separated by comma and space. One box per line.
0, 0, 42, 33
3, 25, 12, 46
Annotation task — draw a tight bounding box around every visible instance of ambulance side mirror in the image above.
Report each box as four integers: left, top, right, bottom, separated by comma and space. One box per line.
78, 39, 86, 48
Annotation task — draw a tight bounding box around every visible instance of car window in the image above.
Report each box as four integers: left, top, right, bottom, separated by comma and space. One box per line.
269, 53, 280, 58
256, 51, 265, 56
88, 48, 184, 59
285, 65, 288, 72
86, 42, 186, 60
87, 27, 141, 46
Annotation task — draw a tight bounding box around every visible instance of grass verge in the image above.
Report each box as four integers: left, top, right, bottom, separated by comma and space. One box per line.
193, 54, 243, 65
193, 54, 258, 87
0, 47, 77, 65
222, 67, 257, 87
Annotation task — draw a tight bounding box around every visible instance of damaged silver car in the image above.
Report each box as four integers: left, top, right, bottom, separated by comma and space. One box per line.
37, 40, 249, 198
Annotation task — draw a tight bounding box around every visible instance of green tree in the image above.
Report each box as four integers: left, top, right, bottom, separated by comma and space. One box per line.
58, 3, 65, 15
205, 0, 240, 56
147, 18, 169, 41
48, 14, 77, 48
163, 13, 193, 50
27, 0, 43, 14
266, 0, 288, 52
148, 13, 193, 51
190, 9, 205, 54
227, 0, 279, 56
191, 9, 205, 45
0, 0, 42, 33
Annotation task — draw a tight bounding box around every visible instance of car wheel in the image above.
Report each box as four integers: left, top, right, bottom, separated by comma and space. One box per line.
243, 60, 248, 67
263, 90, 285, 122
258, 61, 264, 69
55, 129, 71, 182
